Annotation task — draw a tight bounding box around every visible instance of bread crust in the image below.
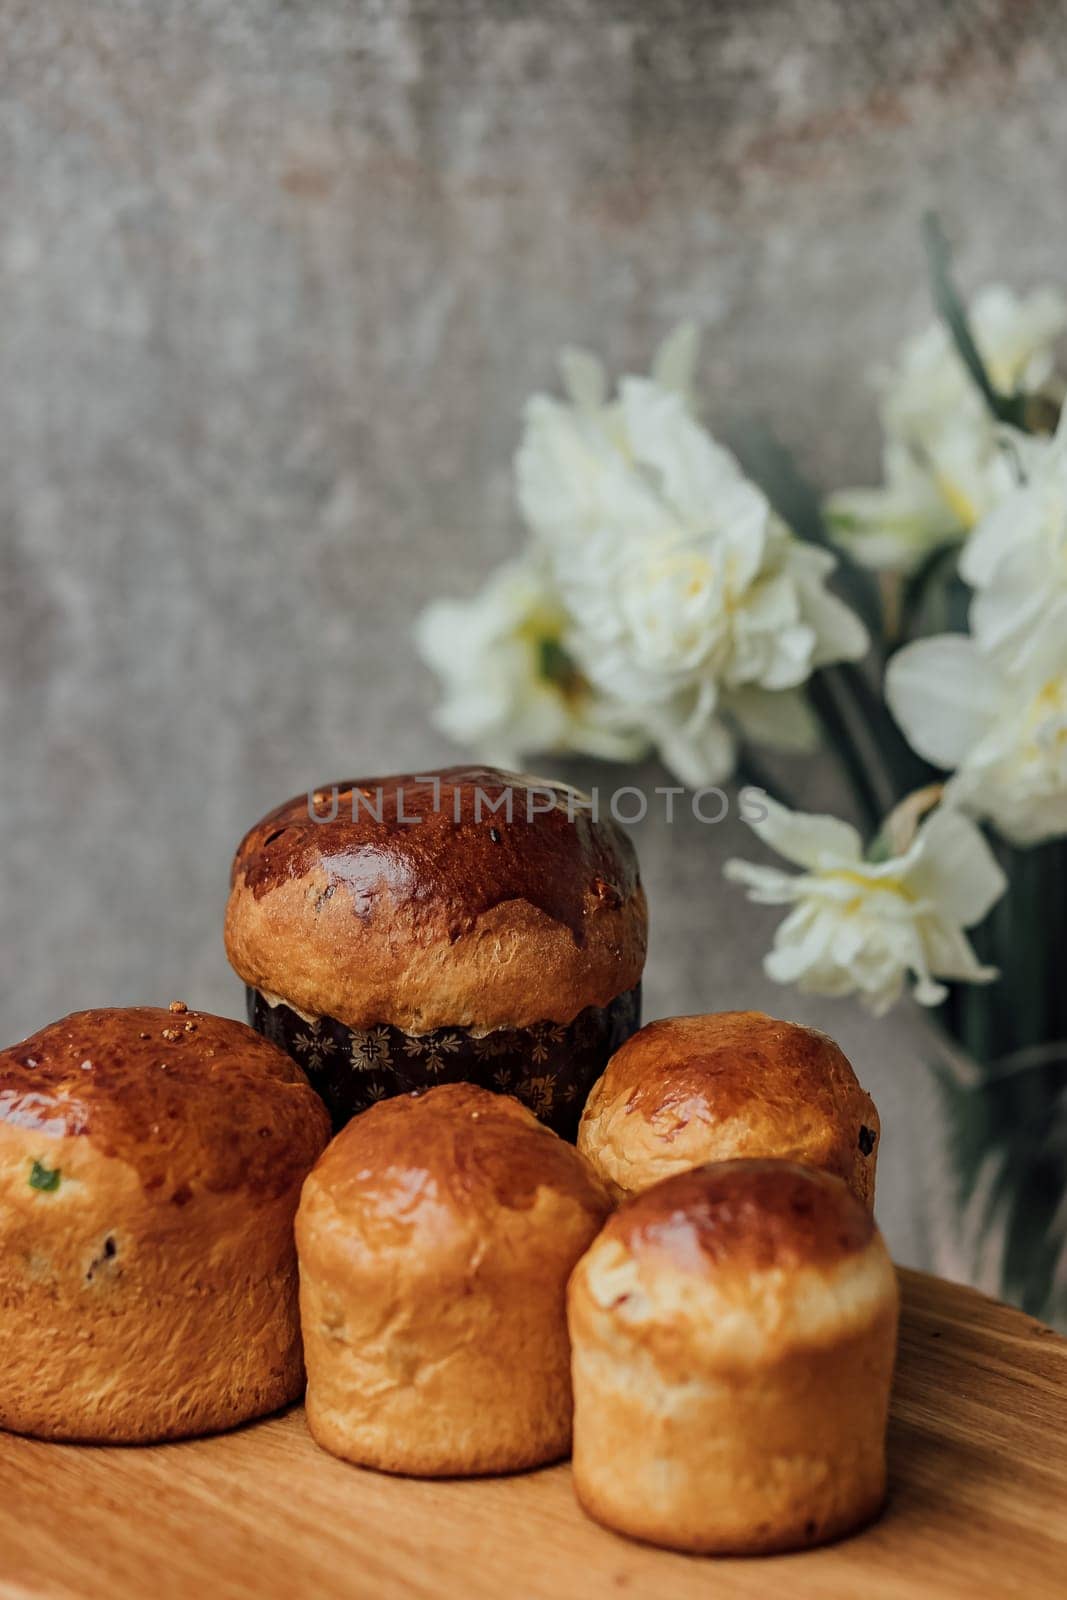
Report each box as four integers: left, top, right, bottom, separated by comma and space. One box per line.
0, 1006, 330, 1442
568, 1159, 899, 1554
578, 1011, 879, 1206
296, 1082, 611, 1475
225, 768, 647, 1032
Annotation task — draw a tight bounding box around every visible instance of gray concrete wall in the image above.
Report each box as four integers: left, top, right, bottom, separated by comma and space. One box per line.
5, 0, 1067, 1262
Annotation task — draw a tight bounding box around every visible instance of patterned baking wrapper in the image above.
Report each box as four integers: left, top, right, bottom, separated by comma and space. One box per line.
246, 984, 642, 1140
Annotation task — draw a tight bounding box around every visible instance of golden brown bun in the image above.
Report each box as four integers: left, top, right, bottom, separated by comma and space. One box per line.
225, 767, 647, 1032
568, 1159, 899, 1554
578, 1011, 879, 1207
0, 1005, 330, 1442
296, 1082, 611, 1475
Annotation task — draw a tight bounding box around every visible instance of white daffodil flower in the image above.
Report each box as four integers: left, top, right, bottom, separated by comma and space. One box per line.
825, 441, 963, 574
517, 372, 867, 785
556, 320, 702, 418
960, 414, 1067, 676
725, 796, 1005, 1015
886, 633, 1067, 846
882, 285, 1066, 440
415, 555, 646, 769
827, 285, 1067, 574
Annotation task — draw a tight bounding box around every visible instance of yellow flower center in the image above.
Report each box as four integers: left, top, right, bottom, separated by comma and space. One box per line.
933, 472, 978, 531
826, 869, 917, 912
1035, 679, 1065, 714
646, 548, 716, 594
986, 354, 1024, 393
1025, 677, 1067, 753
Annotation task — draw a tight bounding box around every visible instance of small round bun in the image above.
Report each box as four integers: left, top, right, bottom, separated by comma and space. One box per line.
568, 1159, 899, 1554
225, 767, 646, 1034
578, 1011, 879, 1206
296, 1082, 611, 1476
0, 1006, 330, 1443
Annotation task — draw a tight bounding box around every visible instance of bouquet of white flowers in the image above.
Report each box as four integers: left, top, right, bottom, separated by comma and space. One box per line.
416, 219, 1067, 1326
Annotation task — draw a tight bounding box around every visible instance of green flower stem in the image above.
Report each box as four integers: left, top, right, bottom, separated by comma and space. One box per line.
831, 662, 933, 807
952, 836, 1067, 1097
922, 213, 1031, 432
898, 543, 965, 642
1047, 842, 1067, 1048
806, 672, 885, 837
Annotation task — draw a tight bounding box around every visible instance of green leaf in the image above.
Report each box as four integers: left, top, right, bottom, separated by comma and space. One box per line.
537, 636, 583, 698
932, 837, 1067, 1324
899, 540, 967, 642
29, 1160, 61, 1192
921, 213, 1030, 431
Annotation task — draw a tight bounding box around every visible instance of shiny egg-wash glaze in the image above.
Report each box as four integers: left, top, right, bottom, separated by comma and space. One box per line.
0, 1007, 330, 1442
568, 1159, 899, 1554
578, 1011, 880, 1203
297, 1082, 611, 1476
226, 769, 648, 1131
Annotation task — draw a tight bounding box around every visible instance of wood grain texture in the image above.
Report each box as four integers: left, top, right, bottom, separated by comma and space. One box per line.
0, 1269, 1062, 1600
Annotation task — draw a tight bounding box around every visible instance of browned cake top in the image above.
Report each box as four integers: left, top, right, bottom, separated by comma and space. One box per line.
0, 1006, 330, 1199
225, 767, 647, 1032
606, 1158, 876, 1275
305, 1082, 610, 1233
231, 767, 638, 932
600, 1011, 871, 1126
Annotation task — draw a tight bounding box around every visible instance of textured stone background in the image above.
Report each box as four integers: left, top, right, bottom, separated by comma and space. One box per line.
5, 0, 1067, 1264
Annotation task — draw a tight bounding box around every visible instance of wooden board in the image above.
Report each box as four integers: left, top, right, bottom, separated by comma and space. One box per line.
0, 1269, 1064, 1600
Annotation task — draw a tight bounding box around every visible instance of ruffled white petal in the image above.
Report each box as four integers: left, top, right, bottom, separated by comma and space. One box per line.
510, 343, 870, 787
726, 792, 1006, 1015
886, 635, 1002, 770
414, 555, 647, 767
904, 807, 1008, 928
650, 320, 701, 405
558, 346, 607, 412
744, 795, 864, 870
649, 701, 736, 789
960, 482, 1037, 587
826, 286, 1065, 575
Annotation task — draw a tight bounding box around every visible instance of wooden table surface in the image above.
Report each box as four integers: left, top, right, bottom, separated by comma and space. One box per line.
0, 1269, 1064, 1600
